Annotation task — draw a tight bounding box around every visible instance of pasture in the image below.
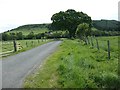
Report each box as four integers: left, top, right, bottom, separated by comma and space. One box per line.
24, 36, 119, 88
1, 39, 52, 57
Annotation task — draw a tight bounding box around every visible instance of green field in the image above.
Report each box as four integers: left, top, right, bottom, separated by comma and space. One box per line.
24, 36, 119, 88
1, 39, 52, 57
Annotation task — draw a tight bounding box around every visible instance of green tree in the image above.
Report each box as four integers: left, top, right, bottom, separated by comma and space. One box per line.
51, 9, 92, 38
27, 31, 35, 39
10, 32, 16, 40
36, 33, 42, 39
76, 23, 91, 44
2, 33, 10, 41
16, 32, 24, 40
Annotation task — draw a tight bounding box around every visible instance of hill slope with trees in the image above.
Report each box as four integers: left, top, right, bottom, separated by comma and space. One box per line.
1, 17, 120, 41
93, 20, 120, 31
9, 24, 50, 31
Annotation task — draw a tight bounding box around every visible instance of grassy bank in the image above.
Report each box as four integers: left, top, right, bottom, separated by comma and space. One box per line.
24, 36, 119, 88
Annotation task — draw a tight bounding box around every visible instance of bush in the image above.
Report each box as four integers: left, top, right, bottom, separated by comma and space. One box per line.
93, 72, 120, 88
26, 31, 35, 39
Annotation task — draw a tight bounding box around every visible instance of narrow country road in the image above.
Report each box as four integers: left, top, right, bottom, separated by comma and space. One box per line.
2, 41, 61, 88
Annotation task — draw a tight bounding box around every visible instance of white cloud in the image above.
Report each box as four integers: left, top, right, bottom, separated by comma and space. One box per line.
0, 0, 119, 33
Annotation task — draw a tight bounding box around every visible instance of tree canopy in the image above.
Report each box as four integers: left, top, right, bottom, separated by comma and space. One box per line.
76, 23, 90, 44
76, 23, 90, 37
51, 9, 92, 38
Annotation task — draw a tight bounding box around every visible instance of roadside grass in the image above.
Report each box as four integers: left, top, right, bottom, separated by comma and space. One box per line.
24, 36, 119, 88
1, 39, 53, 57
24, 47, 62, 88
1, 41, 13, 52
91, 36, 118, 60
94, 36, 118, 51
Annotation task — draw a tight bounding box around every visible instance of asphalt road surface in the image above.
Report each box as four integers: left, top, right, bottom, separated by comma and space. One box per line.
2, 41, 61, 88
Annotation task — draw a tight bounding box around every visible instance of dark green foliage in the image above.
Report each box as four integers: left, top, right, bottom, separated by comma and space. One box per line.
45, 31, 62, 39
26, 31, 35, 39
41, 33, 45, 37
36, 33, 42, 39
91, 72, 120, 88
2, 32, 24, 41
51, 9, 92, 38
2, 32, 18, 40
76, 23, 91, 44
10, 32, 16, 40
2, 33, 11, 41
91, 30, 120, 36
93, 20, 120, 31
2, 18, 119, 41
16, 32, 24, 40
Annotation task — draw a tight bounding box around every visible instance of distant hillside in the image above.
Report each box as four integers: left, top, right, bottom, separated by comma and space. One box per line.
10, 23, 50, 31
4, 20, 120, 34
1, 21, 120, 41
4, 24, 50, 35
6, 20, 120, 32
93, 20, 120, 31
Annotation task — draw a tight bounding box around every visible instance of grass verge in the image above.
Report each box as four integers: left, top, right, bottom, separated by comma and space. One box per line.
24, 36, 119, 88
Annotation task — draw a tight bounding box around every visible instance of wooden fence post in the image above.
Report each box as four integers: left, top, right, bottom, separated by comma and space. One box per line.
31, 41, 33, 46
26, 42, 28, 47
107, 40, 110, 60
96, 39, 99, 51
13, 40, 17, 52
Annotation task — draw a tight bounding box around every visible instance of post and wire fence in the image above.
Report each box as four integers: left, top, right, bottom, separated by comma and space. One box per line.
87, 36, 111, 60
1, 38, 49, 57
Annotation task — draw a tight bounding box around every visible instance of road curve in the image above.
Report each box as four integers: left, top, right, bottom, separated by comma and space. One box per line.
2, 41, 61, 88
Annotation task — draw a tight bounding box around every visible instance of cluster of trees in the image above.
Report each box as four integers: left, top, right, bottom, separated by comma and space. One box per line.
50, 9, 92, 38
50, 9, 120, 41
2, 32, 24, 41
2, 9, 120, 41
91, 30, 120, 37
2, 32, 37, 41
93, 20, 120, 31
76, 23, 91, 44
2, 31, 70, 41
2, 30, 119, 41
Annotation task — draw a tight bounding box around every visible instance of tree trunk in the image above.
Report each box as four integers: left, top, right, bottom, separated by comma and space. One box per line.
68, 29, 75, 38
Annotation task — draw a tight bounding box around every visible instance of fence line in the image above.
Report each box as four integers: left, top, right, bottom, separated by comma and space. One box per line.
107, 40, 110, 60
89, 36, 111, 60
0, 50, 14, 57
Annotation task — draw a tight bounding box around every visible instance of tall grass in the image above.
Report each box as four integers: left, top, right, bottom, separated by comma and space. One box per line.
1, 39, 52, 57
57, 38, 119, 88
24, 36, 119, 88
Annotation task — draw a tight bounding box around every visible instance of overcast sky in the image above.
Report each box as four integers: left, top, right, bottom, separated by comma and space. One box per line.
0, 0, 119, 33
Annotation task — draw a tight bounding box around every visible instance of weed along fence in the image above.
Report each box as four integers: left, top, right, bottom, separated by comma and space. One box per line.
0, 50, 14, 57
87, 37, 113, 60
1, 39, 49, 57
1, 41, 14, 57
1, 40, 22, 57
